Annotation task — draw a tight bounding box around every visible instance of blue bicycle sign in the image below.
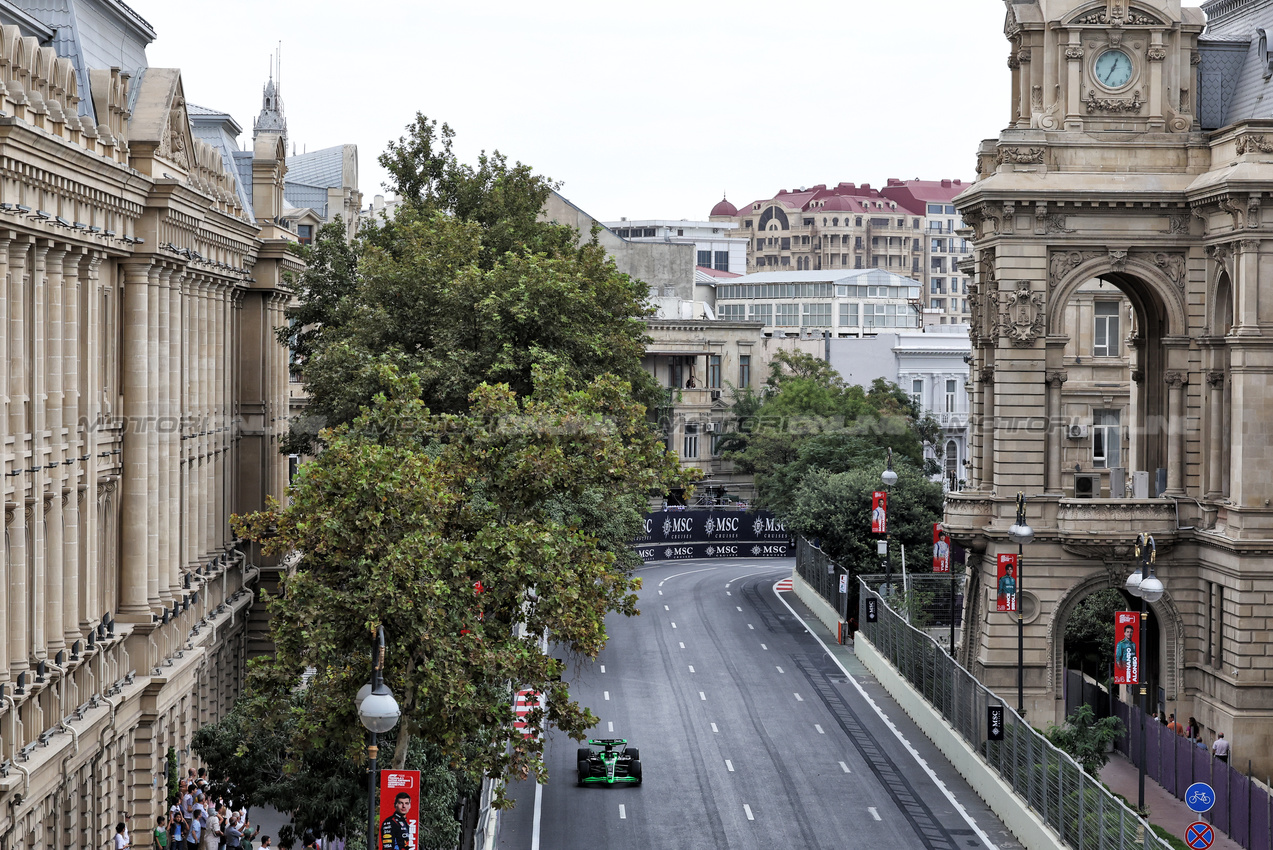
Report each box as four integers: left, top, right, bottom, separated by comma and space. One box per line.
1185, 782, 1216, 814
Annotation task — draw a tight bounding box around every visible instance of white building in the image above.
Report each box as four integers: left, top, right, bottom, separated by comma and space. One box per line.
713, 269, 921, 337
601, 218, 749, 275
827, 328, 972, 490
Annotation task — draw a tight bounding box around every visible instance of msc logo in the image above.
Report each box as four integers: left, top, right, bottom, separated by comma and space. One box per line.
750, 544, 787, 556
636, 548, 656, 560
642, 519, 653, 535
753, 516, 786, 535
711, 545, 739, 556
664, 546, 695, 558
715, 517, 739, 533
666, 517, 693, 533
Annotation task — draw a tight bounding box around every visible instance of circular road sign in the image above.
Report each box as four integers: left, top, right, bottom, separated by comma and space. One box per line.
1185, 821, 1214, 850
1186, 782, 1216, 814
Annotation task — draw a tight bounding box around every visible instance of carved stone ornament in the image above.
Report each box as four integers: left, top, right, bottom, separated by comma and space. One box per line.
1160, 215, 1190, 235
1049, 250, 1105, 288
1236, 135, 1273, 155
1046, 370, 1069, 387
1066, 46, 1085, 60
1108, 249, 1129, 270
998, 282, 1046, 347
1044, 214, 1075, 234
1207, 243, 1232, 271
999, 147, 1046, 164
1218, 197, 1247, 229
1153, 252, 1186, 290
1017, 48, 1032, 64
1164, 370, 1187, 388
1085, 89, 1143, 114
1207, 370, 1226, 387
1147, 46, 1167, 61
1071, 4, 1161, 25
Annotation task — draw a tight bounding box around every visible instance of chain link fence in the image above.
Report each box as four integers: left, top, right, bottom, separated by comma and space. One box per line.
858, 577, 1171, 850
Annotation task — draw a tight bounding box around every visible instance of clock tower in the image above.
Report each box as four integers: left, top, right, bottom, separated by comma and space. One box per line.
951, 0, 1273, 773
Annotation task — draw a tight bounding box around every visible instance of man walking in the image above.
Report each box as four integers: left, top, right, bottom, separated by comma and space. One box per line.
1214, 732, 1231, 762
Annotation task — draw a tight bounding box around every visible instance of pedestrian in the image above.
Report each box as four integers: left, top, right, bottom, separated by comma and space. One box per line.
1196, 734, 1208, 751
114, 820, 131, 849
170, 811, 186, 850
190, 808, 204, 849
1158, 710, 1168, 725
224, 813, 246, 848
202, 804, 220, 850
1167, 713, 1184, 736
1214, 732, 1231, 762
258, 837, 271, 849
1188, 716, 1201, 740
154, 814, 169, 849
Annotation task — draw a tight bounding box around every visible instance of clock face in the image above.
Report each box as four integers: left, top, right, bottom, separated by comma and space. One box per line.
1095, 49, 1134, 88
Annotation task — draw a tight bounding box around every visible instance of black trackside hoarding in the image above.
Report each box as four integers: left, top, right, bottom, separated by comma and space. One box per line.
630, 509, 795, 562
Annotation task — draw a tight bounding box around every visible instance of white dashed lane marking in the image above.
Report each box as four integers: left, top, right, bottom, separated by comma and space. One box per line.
608, 722, 613, 732
761, 644, 768, 650
725, 760, 734, 772
604, 691, 610, 700
840, 761, 851, 773
679, 642, 685, 649
868, 807, 881, 821
743, 804, 755, 821
711, 723, 718, 733
815, 724, 825, 734
671, 623, 677, 629
699, 692, 707, 701
794, 693, 803, 702
688, 666, 695, 673
600, 665, 605, 673
619, 804, 627, 820
747, 624, 754, 630
776, 666, 784, 673
726, 591, 732, 596
736, 606, 743, 612
664, 605, 669, 611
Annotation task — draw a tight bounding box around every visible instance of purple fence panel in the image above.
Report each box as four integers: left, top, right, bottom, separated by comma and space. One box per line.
1115, 700, 1131, 755
1251, 783, 1270, 850
1196, 745, 1213, 794
1176, 734, 1194, 798
1216, 763, 1231, 835
1147, 719, 1163, 784
1232, 772, 1250, 848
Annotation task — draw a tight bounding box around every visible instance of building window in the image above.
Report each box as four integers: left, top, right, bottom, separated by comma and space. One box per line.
1094, 301, 1121, 357
855, 217, 863, 226
945, 441, 958, 488
749, 304, 772, 324
739, 355, 751, 388
714, 251, 728, 271
839, 303, 859, 326
911, 378, 923, 410
298, 224, 313, 245
775, 304, 800, 326
708, 355, 721, 389
931, 298, 945, 310
683, 425, 699, 459
945, 379, 957, 412
718, 304, 746, 321
1093, 409, 1121, 469
697, 250, 711, 267
802, 303, 832, 327
931, 278, 945, 294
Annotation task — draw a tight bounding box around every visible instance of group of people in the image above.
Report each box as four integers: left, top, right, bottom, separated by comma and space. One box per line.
137, 768, 271, 850
1163, 712, 1231, 762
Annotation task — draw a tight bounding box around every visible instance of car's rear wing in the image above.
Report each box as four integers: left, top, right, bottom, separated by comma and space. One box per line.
587, 738, 628, 747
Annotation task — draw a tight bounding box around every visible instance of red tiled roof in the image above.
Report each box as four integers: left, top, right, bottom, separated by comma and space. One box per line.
696, 265, 741, 278
881, 178, 968, 214
710, 197, 738, 217
720, 178, 966, 220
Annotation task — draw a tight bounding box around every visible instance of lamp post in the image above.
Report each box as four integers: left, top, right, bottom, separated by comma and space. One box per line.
1126, 533, 1163, 812
358, 626, 401, 850
881, 448, 898, 595
1006, 491, 1033, 716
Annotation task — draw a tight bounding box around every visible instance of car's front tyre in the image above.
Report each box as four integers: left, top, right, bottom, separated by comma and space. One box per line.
629, 758, 642, 786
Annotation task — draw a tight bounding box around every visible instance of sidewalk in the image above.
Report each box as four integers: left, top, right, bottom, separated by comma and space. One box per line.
1100, 752, 1242, 850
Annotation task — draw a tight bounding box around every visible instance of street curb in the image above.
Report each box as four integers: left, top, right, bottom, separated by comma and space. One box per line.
854, 634, 1066, 850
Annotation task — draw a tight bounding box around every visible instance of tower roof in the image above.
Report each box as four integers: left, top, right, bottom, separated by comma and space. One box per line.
253, 70, 287, 144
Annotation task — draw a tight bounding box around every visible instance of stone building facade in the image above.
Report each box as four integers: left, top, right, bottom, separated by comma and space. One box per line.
950, 0, 1273, 776
0, 2, 295, 847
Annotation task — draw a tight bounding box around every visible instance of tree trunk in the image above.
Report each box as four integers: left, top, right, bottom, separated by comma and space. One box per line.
457, 790, 479, 850
392, 656, 415, 769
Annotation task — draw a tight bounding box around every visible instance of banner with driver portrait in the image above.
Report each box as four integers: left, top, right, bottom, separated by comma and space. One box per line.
871, 491, 888, 534
932, 523, 950, 573
1113, 610, 1140, 685
995, 553, 1018, 613
379, 769, 420, 850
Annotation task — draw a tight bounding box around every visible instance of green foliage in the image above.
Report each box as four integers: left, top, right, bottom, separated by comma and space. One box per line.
283, 114, 661, 455
1044, 704, 1125, 776
167, 746, 179, 805
784, 462, 944, 585
234, 367, 691, 806
1065, 587, 1128, 678
1150, 823, 1191, 850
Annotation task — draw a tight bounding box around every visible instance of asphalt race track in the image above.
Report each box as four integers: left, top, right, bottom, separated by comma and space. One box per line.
497, 558, 1026, 850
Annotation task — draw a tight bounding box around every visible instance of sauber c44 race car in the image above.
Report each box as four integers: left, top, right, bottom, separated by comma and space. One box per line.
576, 738, 642, 786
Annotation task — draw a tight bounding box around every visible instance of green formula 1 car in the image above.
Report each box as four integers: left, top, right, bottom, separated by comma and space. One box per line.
576, 738, 642, 786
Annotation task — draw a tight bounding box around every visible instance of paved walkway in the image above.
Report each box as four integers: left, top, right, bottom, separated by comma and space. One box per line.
1101, 752, 1242, 850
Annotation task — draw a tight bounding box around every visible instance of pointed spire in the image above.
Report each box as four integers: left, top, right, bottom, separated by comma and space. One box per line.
253, 45, 288, 145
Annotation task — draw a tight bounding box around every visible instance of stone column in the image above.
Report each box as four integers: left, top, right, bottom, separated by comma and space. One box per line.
168, 269, 181, 590
1165, 370, 1188, 496
147, 267, 162, 606
1065, 37, 1083, 128
8, 239, 28, 439
119, 262, 152, 619
1235, 239, 1260, 336
62, 250, 81, 644
1046, 369, 1067, 492
7, 504, 26, 673
44, 245, 66, 652
157, 266, 173, 602
80, 253, 102, 628
30, 242, 49, 659
980, 366, 995, 491
1147, 36, 1166, 128
1206, 370, 1225, 500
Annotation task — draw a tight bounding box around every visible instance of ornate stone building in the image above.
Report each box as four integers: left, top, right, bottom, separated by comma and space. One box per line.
951, 0, 1273, 775
0, 2, 295, 846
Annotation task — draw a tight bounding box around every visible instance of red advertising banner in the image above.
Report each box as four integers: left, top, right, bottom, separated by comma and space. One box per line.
996, 553, 1018, 612
871, 491, 888, 534
379, 769, 420, 850
932, 523, 950, 573
1113, 610, 1140, 685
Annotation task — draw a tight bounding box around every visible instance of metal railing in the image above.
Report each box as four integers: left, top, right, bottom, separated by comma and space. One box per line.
858, 576, 1171, 850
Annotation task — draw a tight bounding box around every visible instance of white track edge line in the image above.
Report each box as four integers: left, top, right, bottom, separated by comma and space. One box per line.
773, 581, 1000, 850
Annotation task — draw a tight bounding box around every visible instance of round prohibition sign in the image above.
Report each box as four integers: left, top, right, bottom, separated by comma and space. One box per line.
1185, 821, 1215, 850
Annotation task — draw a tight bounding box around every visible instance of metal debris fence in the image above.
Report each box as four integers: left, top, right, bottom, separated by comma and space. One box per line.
857, 576, 1171, 850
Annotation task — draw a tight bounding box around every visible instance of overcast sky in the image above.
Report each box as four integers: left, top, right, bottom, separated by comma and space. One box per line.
138, 2, 1094, 221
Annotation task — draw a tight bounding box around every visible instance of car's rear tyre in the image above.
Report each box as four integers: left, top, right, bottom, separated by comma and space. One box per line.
577, 760, 589, 786
624, 747, 640, 761
629, 758, 642, 785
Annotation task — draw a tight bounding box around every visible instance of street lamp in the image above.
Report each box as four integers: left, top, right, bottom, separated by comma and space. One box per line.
881, 448, 898, 595
1006, 491, 1033, 716
358, 626, 401, 849
1127, 533, 1162, 812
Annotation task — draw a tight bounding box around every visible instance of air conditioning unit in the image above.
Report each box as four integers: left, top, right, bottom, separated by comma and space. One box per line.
705, 422, 718, 433
1074, 473, 1101, 499
1067, 424, 1090, 439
